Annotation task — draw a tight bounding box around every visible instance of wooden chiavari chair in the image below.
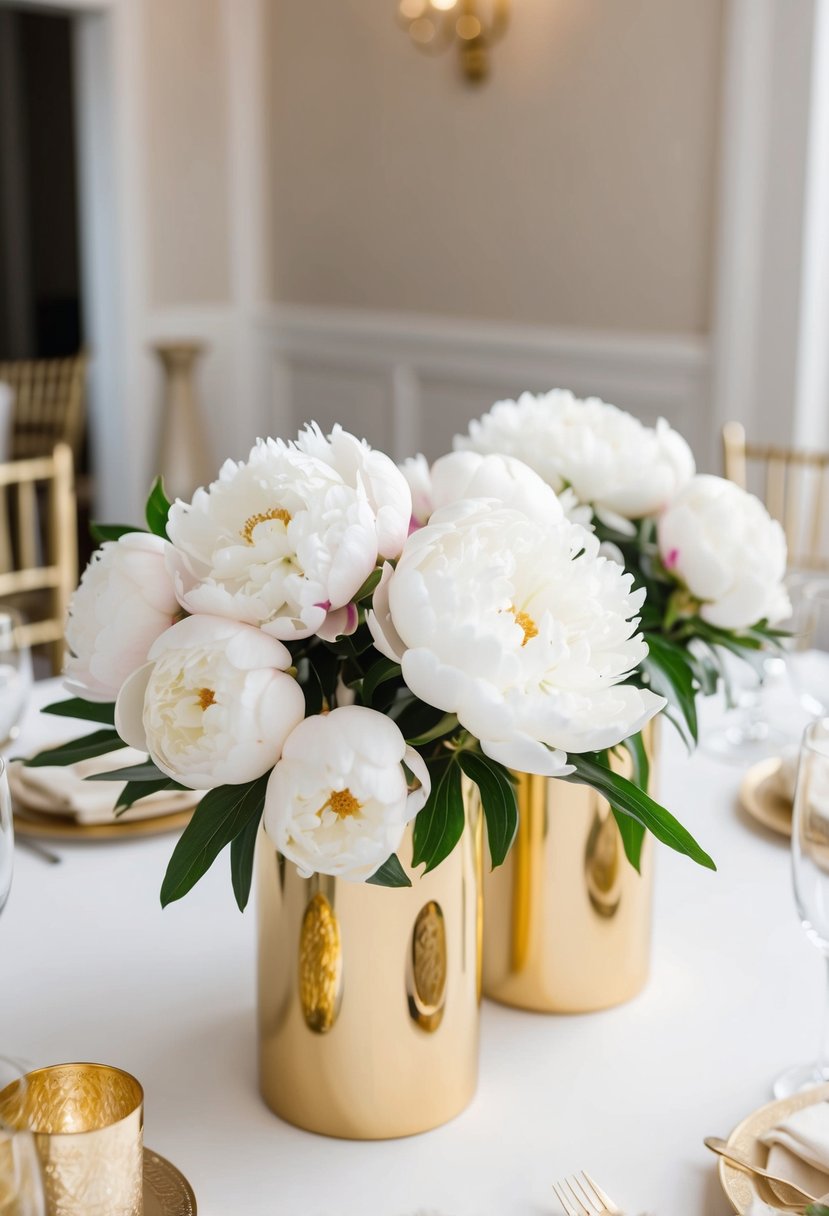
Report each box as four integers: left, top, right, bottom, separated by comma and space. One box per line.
0, 443, 77, 674
0, 353, 87, 461
723, 420, 829, 571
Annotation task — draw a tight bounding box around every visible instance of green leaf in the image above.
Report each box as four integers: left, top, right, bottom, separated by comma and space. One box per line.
642, 632, 698, 746
145, 476, 172, 539
611, 812, 646, 872
42, 698, 116, 726
90, 522, 143, 544
230, 812, 262, 911
406, 713, 459, 747
565, 755, 716, 871
86, 760, 174, 783
621, 731, 650, 793
458, 751, 518, 868
160, 774, 269, 907
353, 567, 383, 603
115, 778, 183, 814
366, 853, 412, 887
361, 659, 402, 708
23, 730, 125, 768
296, 656, 324, 716
412, 759, 464, 873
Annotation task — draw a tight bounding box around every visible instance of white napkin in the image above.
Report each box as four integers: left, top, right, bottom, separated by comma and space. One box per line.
744, 1100, 829, 1212
771, 744, 800, 803
9, 749, 200, 825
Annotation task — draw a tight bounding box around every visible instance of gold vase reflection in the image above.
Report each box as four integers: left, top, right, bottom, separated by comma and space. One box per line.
256, 805, 482, 1140
482, 722, 658, 1013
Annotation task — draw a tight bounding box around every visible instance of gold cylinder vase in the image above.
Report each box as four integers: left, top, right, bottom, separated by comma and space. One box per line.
256, 808, 482, 1140
482, 723, 658, 1013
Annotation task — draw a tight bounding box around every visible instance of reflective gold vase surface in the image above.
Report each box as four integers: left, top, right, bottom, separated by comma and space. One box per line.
482, 723, 658, 1013
256, 810, 482, 1140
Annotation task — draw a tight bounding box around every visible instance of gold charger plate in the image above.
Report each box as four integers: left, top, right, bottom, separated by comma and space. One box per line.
12, 804, 194, 842
739, 757, 792, 838
145, 1148, 197, 1215
719, 1083, 829, 1212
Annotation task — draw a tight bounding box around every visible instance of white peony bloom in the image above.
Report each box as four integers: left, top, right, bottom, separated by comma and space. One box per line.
115, 615, 305, 789
64, 533, 179, 702
400, 450, 564, 528
455, 389, 695, 528
657, 475, 790, 630
367, 500, 664, 777
263, 705, 430, 881
166, 428, 412, 642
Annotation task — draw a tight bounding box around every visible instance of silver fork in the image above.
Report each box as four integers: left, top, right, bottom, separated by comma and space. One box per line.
552, 1172, 622, 1216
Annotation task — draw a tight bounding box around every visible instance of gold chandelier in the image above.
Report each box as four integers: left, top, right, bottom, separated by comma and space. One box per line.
398, 0, 510, 84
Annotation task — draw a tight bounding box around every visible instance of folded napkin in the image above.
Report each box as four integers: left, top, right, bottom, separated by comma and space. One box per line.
770, 744, 800, 803
743, 1101, 829, 1213
9, 748, 199, 825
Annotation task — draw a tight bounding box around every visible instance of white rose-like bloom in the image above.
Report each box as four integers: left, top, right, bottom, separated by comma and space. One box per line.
368, 500, 665, 777
115, 615, 305, 789
455, 389, 695, 529
657, 475, 791, 630
400, 450, 564, 528
64, 533, 179, 702
264, 705, 430, 881
166, 428, 412, 642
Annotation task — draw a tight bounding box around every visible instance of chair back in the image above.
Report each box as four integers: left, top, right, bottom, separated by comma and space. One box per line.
0, 443, 77, 673
723, 420, 829, 570
0, 353, 87, 461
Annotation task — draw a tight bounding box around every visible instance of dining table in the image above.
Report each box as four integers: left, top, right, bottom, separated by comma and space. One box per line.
0, 675, 819, 1215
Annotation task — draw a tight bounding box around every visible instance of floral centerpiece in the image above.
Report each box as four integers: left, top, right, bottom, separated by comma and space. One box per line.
30, 422, 715, 908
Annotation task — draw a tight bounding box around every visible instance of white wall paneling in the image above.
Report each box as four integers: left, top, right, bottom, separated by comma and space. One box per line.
256, 304, 711, 465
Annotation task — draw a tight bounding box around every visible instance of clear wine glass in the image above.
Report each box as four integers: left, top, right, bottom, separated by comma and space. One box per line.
776, 717, 829, 1097
0, 759, 11, 917
0, 1058, 45, 1216
0, 609, 32, 748
787, 579, 829, 718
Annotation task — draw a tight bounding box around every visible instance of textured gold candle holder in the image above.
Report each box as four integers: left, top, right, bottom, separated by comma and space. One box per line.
481, 722, 659, 1012
0, 1063, 144, 1216
257, 806, 482, 1139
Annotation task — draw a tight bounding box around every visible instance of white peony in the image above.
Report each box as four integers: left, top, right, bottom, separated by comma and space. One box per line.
368, 499, 664, 777
166, 427, 411, 642
455, 389, 695, 529
657, 475, 790, 630
400, 450, 564, 528
263, 705, 430, 880
115, 615, 305, 789
64, 533, 179, 702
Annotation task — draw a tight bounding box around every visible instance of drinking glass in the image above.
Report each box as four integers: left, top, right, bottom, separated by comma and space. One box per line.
776, 717, 829, 1096
702, 649, 787, 765
787, 579, 829, 717
0, 609, 32, 748
0, 759, 11, 918
0, 1059, 45, 1216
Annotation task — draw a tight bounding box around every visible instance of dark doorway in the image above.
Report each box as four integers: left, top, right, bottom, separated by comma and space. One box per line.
0, 7, 83, 360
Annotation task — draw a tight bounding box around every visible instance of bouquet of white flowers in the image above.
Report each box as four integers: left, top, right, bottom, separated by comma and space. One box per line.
454, 389, 791, 749
30, 422, 715, 907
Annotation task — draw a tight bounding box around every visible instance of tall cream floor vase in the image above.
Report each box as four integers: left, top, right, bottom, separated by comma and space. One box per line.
152, 340, 214, 501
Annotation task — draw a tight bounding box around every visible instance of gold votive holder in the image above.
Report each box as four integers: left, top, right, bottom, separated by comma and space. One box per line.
0, 1063, 144, 1216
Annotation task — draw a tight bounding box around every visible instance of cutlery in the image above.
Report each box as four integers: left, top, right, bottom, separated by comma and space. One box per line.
704, 1136, 817, 1207
552, 1171, 622, 1215
17, 837, 61, 865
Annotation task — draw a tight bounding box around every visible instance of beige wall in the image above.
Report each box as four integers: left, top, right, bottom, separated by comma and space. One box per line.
266, 0, 725, 334
144, 0, 231, 306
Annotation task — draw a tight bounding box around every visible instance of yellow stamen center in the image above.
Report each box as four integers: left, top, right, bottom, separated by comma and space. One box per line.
198, 687, 216, 710
511, 606, 538, 646
241, 508, 292, 545
318, 788, 362, 818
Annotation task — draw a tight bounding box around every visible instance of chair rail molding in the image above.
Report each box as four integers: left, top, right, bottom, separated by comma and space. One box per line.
254, 303, 711, 465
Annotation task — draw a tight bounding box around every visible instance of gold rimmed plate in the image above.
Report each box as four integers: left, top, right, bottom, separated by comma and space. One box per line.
12, 804, 194, 842
739, 757, 792, 838
719, 1083, 829, 1212
144, 1148, 197, 1215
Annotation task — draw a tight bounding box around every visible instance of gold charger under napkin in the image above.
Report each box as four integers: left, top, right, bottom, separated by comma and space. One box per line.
726, 1093, 829, 1213
9, 748, 199, 825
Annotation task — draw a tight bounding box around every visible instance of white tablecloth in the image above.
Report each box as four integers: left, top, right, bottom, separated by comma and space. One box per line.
0, 679, 818, 1215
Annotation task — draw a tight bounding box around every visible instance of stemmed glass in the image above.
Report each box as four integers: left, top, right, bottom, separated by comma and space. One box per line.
0, 609, 32, 748
787, 579, 829, 718
0, 1059, 45, 1216
776, 717, 829, 1097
